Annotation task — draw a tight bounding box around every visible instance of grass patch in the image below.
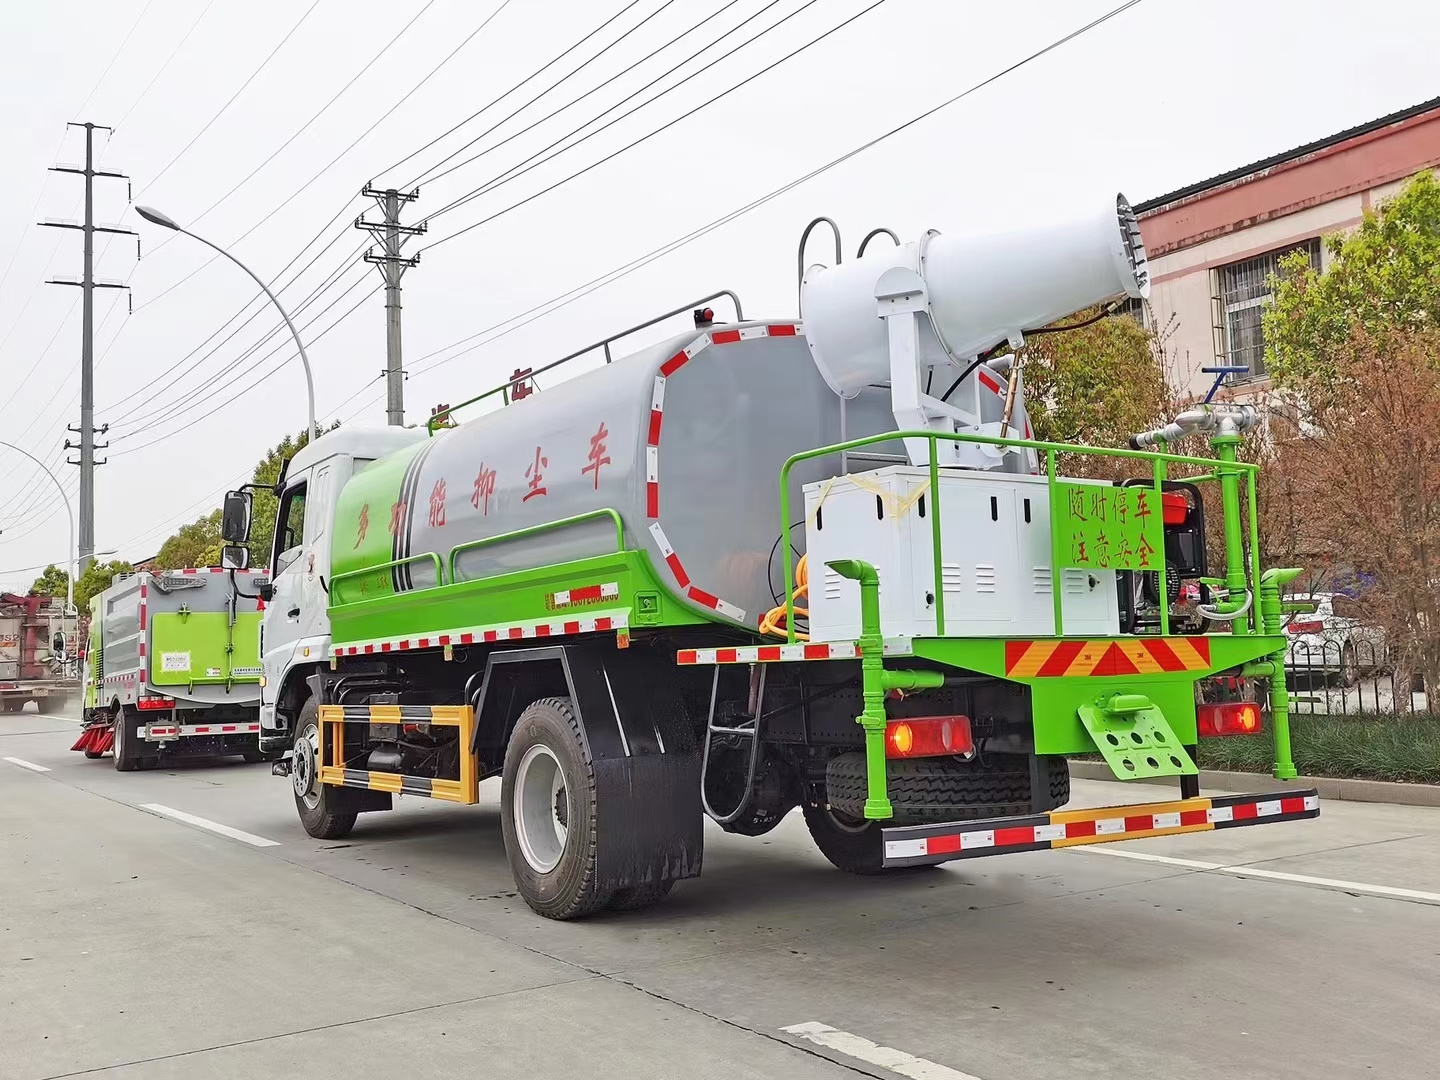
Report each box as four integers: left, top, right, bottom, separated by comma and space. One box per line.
1195, 713, 1440, 784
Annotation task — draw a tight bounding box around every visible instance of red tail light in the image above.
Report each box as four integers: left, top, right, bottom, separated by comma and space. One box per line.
885, 716, 974, 758
1197, 701, 1262, 738
1287, 620, 1324, 635
136, 696, 175, 711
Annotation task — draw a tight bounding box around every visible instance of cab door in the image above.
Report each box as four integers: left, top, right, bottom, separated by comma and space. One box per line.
261, 472, 309, 723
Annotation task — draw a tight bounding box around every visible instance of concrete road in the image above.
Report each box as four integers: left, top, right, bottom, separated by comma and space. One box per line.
4, 705, 1438, 1080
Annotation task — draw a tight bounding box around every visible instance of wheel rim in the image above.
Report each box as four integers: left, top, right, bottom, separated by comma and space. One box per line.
514, 743, 568, 874
294, 722, 321, 809
826, 806, 874, 834
113, 708, 125, 758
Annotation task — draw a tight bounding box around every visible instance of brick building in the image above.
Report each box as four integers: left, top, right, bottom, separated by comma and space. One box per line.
1134, 98, 1440, 399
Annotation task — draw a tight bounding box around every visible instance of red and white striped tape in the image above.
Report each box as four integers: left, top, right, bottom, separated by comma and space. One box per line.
884, 793, 1321, 862
141, 722, 262, 739
331, 610, 630, 658
644, 325, 800, 625
676, 642, 861, 665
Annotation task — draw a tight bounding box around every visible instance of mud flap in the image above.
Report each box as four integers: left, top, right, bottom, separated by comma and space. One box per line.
593, 752, 704, 892
1078, 692, 1197, 781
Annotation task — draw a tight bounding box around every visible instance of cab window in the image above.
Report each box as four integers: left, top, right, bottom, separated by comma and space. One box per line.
273, 482, 308, 574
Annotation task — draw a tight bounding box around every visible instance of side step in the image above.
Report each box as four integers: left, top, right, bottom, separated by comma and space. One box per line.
882, 789, 1319, 868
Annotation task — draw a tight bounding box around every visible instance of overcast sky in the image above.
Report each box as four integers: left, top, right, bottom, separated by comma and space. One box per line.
0, 0, 1435, 586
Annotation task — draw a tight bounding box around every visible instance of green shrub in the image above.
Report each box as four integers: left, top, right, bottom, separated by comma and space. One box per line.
1196, 714, 1440, 784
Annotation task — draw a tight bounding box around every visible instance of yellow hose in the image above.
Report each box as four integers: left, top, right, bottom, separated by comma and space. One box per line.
759, 553, 809, 640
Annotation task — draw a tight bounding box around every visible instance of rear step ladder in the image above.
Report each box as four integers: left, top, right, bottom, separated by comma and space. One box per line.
699, 664, 768, 824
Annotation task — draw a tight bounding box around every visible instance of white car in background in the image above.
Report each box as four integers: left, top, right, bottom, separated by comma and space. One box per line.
1283, 592, 1385, 686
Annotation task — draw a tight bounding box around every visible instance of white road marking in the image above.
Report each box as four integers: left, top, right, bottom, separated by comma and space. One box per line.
4, 756, 52, 773
1077, 846, 1440, 905
139, 804, 281, 848
782, 1022, 985, 1080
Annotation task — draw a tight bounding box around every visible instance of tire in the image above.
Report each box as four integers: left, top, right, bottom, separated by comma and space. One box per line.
802, 801, 892, 874
291, 698, 357, 839
112, 705, 142, 772
825, 753, 1070, 825
500, 696, 611, 920
2, 700, 23, 714
609, 879, 676, 913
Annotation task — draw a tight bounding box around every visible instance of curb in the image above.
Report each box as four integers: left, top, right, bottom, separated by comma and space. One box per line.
1068, 760, 1440, 808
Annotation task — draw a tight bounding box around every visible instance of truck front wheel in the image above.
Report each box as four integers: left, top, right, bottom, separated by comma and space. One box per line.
500, 697, 611, 919
292, 699, 356, 839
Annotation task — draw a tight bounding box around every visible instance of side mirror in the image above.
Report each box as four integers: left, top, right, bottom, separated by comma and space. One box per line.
222, 489, 253, 544
52, 631, 66, 655
221, 544, 249, 570
258, 582, 275, 603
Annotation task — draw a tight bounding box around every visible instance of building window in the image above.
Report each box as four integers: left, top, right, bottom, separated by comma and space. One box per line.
1218, 238, 1321, 379
1116, 296, 1147, 326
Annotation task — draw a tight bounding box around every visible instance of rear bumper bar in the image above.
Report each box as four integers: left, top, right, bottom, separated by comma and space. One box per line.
882, 789, 1319, 868
141, 722, 261, 741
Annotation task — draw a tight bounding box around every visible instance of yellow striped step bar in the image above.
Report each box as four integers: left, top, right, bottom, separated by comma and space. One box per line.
317, 704, 478, 805
882, 789, 1319, 867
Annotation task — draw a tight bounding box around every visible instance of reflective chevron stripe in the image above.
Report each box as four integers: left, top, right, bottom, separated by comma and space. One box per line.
1004, 636, 1211, 677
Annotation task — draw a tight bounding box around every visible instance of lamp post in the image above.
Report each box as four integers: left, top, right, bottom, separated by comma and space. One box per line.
133, 205, 317, 438
0, 440, 75, 614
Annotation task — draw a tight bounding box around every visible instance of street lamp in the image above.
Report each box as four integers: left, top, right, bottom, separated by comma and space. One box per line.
133, 205, 317, 438
0, 440, 75, 614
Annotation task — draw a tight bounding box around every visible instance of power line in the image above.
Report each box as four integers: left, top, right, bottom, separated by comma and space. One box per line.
135, 0, 321, 199
110, 0, 218, 134
415, 0, 806, 223
173, 0, 439, 231
419, 0, 884, 252
376, 1, 643, 185
75, 0, 159, 116
403, 0, 679, 189
395, 0, 1146, 385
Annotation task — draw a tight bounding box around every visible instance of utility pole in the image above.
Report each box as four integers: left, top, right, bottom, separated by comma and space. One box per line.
355, 186, 423, 426
41, 122, 135, 575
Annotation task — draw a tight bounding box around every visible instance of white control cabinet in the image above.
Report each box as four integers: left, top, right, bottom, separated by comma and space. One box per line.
802, 466, 1120, 643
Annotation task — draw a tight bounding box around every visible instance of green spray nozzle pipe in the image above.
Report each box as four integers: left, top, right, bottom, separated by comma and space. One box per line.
828, 559, 942, 819
1258, 566, 1303, 780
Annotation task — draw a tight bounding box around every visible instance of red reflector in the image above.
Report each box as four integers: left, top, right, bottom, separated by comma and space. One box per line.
884, 715, 974, 758
136, 697, 175, 711
1197, 701, 1262, 738
1287, 620, 1324, 635
1162, 491, 1188, 525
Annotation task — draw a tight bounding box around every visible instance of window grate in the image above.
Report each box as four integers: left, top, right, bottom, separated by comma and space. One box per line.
1219, 239, 1320, 379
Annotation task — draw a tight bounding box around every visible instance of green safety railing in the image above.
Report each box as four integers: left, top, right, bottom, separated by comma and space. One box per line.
777, 429, 1262, 644
331, 551, 446, 604
446, 509, 626, 582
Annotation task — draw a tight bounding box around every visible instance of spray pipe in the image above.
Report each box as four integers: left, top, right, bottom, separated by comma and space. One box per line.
1130, 405, 1260, 624
1240, 567, 1302, 780
827, 559, 944, 820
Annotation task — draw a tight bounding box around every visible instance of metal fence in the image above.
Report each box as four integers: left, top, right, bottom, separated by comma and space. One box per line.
1277, 640, 1426, 716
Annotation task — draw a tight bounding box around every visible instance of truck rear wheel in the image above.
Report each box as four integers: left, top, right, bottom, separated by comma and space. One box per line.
825, 753, 1070, 825
112, 706, 147, 771
292, 699, 357, 839
803, 801, 893, 875
500, 697, 611, 920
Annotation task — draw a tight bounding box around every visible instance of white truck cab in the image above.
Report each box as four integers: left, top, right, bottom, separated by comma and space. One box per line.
259, 426, 425, 750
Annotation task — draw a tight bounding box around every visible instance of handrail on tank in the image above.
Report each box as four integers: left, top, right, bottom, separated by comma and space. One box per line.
330, 551, 446, 603
445, 508, 626, 582
777, 430, 1261, 645
427, 291, 746, 434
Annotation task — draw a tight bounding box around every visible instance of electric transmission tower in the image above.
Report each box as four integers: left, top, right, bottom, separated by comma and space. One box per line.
355, 185, 423, 426
40, 122, 136, 574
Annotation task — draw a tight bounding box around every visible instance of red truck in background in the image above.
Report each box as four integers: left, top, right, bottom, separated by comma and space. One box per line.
0, 592, 80, 715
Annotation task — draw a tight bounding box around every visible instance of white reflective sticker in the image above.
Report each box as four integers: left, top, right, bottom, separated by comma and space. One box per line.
1153, 811, 1182, 829
1095, 816, 1127, 835
1033, 823, 1068, 843
1256, 800, 1282, 816
885, 839, 928, 860
961, 830, 995, 850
